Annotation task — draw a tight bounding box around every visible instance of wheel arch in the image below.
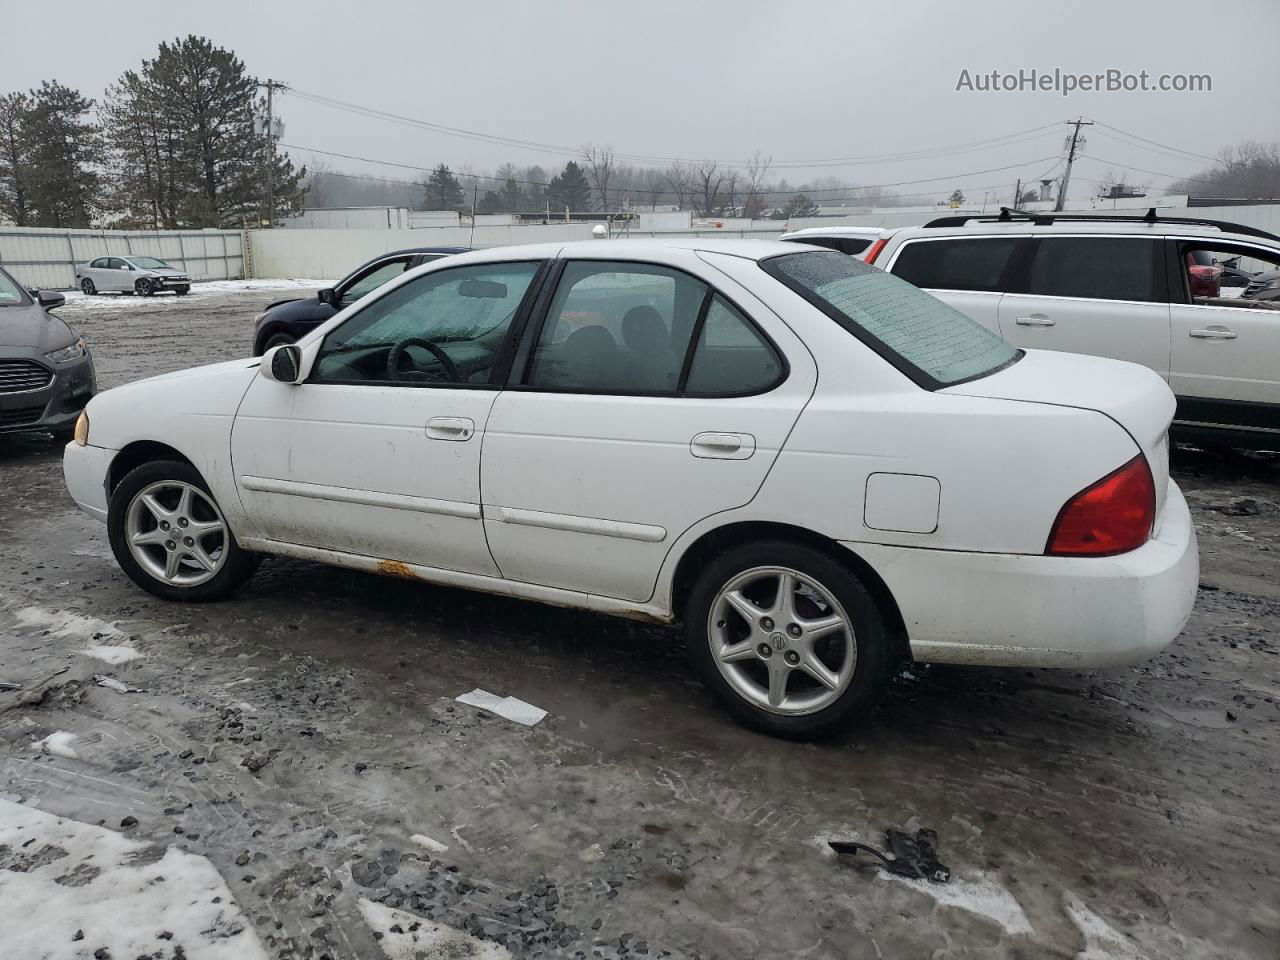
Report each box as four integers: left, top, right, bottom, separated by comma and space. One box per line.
108, 441, 196, 495
668, 520, 909, 656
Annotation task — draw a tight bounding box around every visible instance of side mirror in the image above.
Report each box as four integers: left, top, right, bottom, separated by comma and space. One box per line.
318, 287, 338, 306
262, 344, 304, 384
37, 290, 66, 310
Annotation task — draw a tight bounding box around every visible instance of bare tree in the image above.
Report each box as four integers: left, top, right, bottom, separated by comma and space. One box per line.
692, 160, 734, 217
743, 150, 772, 219
582, 142, 616, 213
665, 161, 693, 211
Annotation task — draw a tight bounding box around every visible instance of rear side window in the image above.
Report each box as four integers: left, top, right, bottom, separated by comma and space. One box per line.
1027, 237, 1162, 302
765, 250, 1019, 388
685, 296, 783, 395
890, 237, 1020, 292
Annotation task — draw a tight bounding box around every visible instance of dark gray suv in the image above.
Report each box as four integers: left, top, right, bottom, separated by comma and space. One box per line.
0, 265, 96, 440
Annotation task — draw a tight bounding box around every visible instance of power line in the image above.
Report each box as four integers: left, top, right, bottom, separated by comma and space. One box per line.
1080, 154, 1223, 187
284, 141, 1061, 200
1085, 119, 1219, 165
283, 88, 1063, 169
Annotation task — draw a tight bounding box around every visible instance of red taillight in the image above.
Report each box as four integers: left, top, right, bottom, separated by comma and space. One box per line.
1045, 455, 1156, 557
863, 237, 888, 264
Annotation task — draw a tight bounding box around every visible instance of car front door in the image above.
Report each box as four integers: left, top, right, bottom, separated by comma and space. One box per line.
230, 259, 546, 575
996, 236, 1172, 376
98, 258, 128, 291
480, 253, 816, 603
1168, 239, 1280, 435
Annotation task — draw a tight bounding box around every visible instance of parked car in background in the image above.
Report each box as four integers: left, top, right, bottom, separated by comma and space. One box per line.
1242, 268, 1280, 302
0, 265, 96, 441
252, 247, 467, 355
1215, 255, 1257, 288
870, 210, 1280, 448
76, 256, 191, 297
65, 239, 1196, 739
778, 226, 890, 259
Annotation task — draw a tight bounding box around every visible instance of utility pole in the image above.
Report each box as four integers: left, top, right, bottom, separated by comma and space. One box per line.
1012, 178, 1022, 209
1055, 117, 1093, 212
258, 79, 286, 227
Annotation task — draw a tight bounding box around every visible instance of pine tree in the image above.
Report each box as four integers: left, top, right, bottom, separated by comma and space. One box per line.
0, 92, 34, 226
103, 37, 304, 228
547, 161, 590, 212
423, 164, 464, 210
22, 82, 102, 228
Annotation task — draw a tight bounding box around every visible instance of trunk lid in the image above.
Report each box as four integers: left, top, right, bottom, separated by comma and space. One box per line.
943, 349, 1173, 516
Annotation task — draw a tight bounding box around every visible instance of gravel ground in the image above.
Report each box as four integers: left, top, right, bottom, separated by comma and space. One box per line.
1, 286, 1278, 959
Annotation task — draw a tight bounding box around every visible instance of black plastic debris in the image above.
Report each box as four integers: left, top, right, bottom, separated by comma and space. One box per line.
0, 681, 20, 692
829, 829, 951, 883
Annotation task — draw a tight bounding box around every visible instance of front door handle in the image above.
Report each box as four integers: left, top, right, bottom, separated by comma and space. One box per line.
1189, 326, 1237, 340
691, 432, 755, 460
1014, 315, 1056, 327
425, 417, 475, 441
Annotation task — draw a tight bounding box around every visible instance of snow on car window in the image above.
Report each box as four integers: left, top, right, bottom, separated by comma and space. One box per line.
767, 250, 1019, 387
0, 269, 25, 304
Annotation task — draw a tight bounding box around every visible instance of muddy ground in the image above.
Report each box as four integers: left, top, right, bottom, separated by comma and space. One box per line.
1, 286, 1278, 959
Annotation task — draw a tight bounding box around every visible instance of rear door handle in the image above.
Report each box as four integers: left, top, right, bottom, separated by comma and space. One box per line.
1014, 315, 1055, 327
425, 417, 475, 441
691, 432, 755, 460
1189, 327, 1237, 340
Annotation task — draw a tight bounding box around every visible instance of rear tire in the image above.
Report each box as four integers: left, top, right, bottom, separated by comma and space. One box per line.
107, 460, 259, 602
684, 539, 896, 740
80, 278, 96, 296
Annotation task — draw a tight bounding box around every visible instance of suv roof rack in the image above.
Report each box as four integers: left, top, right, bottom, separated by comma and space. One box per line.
922, 206, 1280, 243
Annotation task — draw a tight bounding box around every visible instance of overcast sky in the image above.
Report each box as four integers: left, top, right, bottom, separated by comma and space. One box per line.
5, 0, 1278, 205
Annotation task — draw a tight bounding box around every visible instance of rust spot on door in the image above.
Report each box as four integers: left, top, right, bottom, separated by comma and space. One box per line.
377, 559, 419, 580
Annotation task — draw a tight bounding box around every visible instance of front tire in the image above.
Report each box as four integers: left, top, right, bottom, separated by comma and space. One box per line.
684, 540, 895, 739
107, 460, 258, 602
175, 285, 190, 296
135, 278, 154, 297
262, 331, 296, 352
80, 278, 96, 296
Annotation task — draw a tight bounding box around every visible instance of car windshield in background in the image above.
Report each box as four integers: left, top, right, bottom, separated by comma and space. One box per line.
765, 250, 1019, 387
130, 257, 171, 269
0, 269, 27, 305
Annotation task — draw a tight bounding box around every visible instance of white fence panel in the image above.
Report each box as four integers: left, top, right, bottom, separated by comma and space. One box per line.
0, 227, 244, 290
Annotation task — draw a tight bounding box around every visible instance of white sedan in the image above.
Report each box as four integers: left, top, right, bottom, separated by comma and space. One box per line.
63, 240, 1197, 738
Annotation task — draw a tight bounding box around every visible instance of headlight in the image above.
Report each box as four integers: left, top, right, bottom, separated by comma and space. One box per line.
45, 338, 86, 363
73, 411, 89, 446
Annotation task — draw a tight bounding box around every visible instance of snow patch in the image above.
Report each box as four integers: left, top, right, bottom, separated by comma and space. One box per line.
30, 731, 78, 759
14, 605, 126, 641
1065, 893, 1151, 960
82, 644, 143, 664
409, 833, 449, 854
0, 798, 268, 960
357, 897, 509, 960
810, 830, 1033, 937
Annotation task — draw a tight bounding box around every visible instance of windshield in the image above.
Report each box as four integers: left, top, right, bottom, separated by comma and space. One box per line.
764, 250, 1019, 387
129, 257, 172, 269
0, 267, 28, 306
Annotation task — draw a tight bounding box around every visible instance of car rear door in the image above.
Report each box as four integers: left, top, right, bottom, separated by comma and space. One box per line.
480, 252, 816, 603
996, 236, 1172, 377
1167, 238, 1280, 434
884, 235, 1026, 332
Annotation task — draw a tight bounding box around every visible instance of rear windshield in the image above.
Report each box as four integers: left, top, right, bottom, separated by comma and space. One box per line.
764, 250, 1019, 387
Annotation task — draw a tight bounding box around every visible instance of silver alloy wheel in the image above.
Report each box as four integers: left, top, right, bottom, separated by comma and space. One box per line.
124, 481, 229, 587
707, 565, 856, 716
136, 278, 153, 296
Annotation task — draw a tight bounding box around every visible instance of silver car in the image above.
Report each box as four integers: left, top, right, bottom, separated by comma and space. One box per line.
75, 256, 191, 297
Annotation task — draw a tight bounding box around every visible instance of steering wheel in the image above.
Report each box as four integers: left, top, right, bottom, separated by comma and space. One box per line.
385, 337, 462, 383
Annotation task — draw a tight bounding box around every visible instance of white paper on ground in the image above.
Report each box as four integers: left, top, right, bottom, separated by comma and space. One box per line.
456, 688, 547, 726
409, 833, 449, 854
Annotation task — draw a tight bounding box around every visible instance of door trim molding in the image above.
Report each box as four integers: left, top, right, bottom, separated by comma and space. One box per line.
485, 504, 667, 542
239, 475, 481, 519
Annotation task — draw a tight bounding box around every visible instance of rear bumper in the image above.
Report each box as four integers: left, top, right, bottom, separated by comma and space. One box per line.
846, 480, 1198, 668
63, 441, 113, 523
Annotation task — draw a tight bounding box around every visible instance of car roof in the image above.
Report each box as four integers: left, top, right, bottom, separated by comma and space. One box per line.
888, 219, 1280, 249
447, 238, 806, 265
